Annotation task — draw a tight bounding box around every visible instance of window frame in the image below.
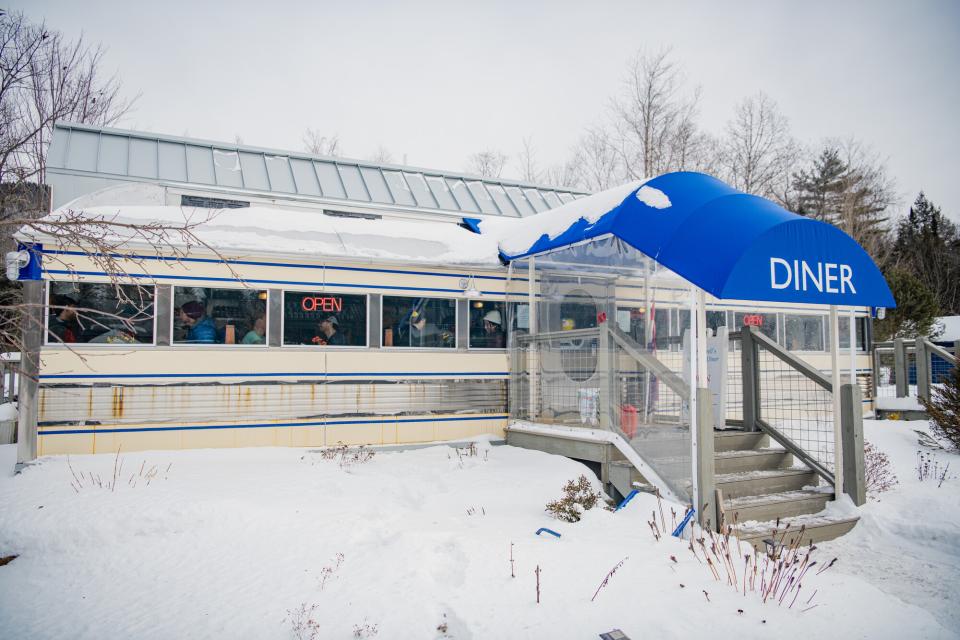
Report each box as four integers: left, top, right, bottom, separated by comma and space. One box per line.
169, 285, 270, 348
44, 280, 158, 348
467, 299, 508, 351
379, 293, 459, 350
279, 290, 370, 349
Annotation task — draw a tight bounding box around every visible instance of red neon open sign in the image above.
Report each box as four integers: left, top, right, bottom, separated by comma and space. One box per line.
743, 314, 764, 327
301, 296, 343, 312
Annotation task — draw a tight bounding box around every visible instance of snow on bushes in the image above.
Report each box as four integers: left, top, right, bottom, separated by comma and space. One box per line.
544, 474, 604, 522
920, 364, 960, 450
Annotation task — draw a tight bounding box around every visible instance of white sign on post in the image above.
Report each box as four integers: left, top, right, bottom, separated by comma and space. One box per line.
682, 326, 728, 430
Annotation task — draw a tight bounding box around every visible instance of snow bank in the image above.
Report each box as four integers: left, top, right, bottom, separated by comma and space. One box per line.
817, 419, 960, 632
0, 440, 953, 638
20, 204, 504, 267
875, 396, 925, 411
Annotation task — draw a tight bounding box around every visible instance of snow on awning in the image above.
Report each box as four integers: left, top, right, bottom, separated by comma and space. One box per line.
23, 204, 503, 267
475, 172, 895, 308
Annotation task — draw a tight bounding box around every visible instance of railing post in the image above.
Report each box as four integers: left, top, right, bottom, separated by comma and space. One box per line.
740, 325, 760, 432
696, 387, 718, 531
893, 338, 908, 398
17, 280, 43, 464
916, 339, 930, 403
840, 383, 866, 506
598, 322, 612, 430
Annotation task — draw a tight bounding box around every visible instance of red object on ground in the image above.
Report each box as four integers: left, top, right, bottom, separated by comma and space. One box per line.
620, 405, 639, 438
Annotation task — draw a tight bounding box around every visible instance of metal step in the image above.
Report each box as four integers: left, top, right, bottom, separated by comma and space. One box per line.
714, 448, 793, 474
714, 430, 769, 452
715, 468, 819, 499
723, 489, 833, 523
734, 514, 859, 550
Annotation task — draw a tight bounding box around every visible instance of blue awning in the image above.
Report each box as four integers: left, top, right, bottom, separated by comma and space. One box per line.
489, 171, 895, 308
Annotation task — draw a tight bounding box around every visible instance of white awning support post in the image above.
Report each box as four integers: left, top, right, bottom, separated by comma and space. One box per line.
829, 305, 844, 498
527, 257, 538, 421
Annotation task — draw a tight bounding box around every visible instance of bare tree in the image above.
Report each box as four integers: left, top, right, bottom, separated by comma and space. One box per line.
466, 149, 508, 179
367, 145, 394, 164
1, 10, 135, 195
516, 136, 540, 183
302, 128, 342, 157
718, 92, 799, 199
609, 48, 702, 179
569, 126, 621, 191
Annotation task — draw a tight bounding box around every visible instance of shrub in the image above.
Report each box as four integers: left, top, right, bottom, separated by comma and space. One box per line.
318, 442, 376, 468
864, 441, 898, 495
545, 475, 602, 522
920, 365, 960, 450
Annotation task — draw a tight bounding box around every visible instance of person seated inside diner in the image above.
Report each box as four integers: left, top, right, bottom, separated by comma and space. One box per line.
178, 300, 218, 343
312, 315, 343, 346
48, 295, 81, 343
242, 314, 266, 345
479, 309, 505, 348
408, 308, 450, 348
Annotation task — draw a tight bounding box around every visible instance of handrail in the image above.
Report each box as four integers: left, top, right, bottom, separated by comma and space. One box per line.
516, 327, 601, 342
749, 327, 833, 392
924, 339, 958, 366
756, 418, 835, 486
607, 326, 691, 402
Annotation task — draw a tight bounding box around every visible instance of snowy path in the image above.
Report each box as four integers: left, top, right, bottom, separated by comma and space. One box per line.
0, 432, 956, 639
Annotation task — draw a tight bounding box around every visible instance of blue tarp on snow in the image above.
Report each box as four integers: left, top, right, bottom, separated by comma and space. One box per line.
492, 172, 895, 308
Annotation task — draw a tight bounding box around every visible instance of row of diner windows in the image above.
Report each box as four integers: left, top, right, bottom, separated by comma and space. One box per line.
45, 282, 868, 352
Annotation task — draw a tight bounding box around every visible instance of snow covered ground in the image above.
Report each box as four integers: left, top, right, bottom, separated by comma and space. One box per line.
0, 424, 957, 639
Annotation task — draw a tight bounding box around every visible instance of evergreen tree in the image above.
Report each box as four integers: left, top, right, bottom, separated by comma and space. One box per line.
790, 142, 894, 258
891, 192, 960, 314
873, 269, 940, 341
791, 147, 848, 222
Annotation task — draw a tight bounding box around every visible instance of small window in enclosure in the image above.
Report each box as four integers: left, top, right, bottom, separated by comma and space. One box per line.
783, 314, 825, 351
47, 282, 155, 345
381, 296, 456, 348
735, 311, 778, 342
172, 287, 267, 345
558, 289, 598, 332
283, 291, 367, 346
654, 307, 671, 346
468, 300, 506, 349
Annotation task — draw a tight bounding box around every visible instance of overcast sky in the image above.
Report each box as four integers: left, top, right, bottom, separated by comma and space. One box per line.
13, 0, 960, 221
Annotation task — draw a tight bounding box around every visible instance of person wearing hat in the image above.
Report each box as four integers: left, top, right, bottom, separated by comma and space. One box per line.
178, 300, 218, 344
482, 308, 505, 349
312, 315, 344, 346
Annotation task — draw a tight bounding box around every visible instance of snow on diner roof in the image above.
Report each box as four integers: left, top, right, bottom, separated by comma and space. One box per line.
469, 172, 896, 308
46, 123, 587, 218
23, 203, 504, 267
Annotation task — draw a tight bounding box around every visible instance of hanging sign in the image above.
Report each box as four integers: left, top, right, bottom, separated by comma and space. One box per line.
742, 314, 764, 327
301, 296, 343, 313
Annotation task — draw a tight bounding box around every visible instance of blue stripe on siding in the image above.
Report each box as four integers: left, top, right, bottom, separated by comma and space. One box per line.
38, 413, 509, 436
40, 249, 524, 282
42, 269, 503, 296
40, 371, 508, 380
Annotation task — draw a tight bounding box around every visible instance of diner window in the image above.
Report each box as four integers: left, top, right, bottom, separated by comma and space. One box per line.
283, 291, 367, 346
783, 314, 825, 351
706, 310, 727, 334
734, 311, 778, 342
833, 316, 869, 352
654, 307, 670, 346
46, 282, 155, 345
172, 287, 267, 345
616, 306, 647, 344
469, 300, 506, 349
382, 296, 456, 348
